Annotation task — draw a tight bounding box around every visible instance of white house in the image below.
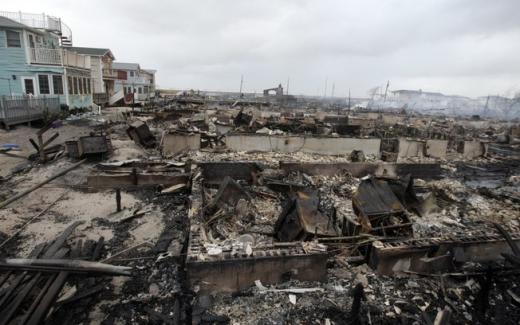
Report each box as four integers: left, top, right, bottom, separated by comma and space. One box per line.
67, 47, 116, 106
113, 62, 156, 104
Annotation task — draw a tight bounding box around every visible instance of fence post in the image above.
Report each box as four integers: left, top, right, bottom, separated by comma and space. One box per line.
43, 95, 48, 117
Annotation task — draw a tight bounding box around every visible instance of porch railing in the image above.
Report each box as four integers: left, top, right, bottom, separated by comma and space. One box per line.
93, 93, 109, 105
0, 95, 61, 128
29, 48, 89, 69
102, 69, 117, 79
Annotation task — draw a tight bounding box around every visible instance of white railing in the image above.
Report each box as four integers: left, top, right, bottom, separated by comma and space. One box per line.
29, 48, 62, 65
102, 68, 117, 78
29, 48, 90, 69
0, 11, 61, 31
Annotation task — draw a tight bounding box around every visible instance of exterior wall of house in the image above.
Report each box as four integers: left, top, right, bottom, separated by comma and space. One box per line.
114, 67, 156, 103
90, 56, 103, 93
0, 27, 28, 95
65, 68, 93, 108
0, 28, 66, 101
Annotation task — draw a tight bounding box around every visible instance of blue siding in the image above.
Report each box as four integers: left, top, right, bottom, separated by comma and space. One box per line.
0, 27, 27, 95
0, 27, 93, 109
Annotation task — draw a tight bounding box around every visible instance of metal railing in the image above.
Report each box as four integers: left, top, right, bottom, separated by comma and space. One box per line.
0, 95, 61, 128
29, 48, 89, 69
0, 11, 73, 46
0, 11, 60, 31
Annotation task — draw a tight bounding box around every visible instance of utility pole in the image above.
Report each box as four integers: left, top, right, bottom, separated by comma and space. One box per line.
383, 80, 390, 104
239, 75, 243, 97
323, 77, 328, 98
347, 88, 351, 125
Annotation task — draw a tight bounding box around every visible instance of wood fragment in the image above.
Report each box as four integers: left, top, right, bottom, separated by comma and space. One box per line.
0, 258, 132, 276
101, 241, 154, 263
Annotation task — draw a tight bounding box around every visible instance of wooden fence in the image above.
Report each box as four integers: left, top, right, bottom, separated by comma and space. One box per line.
0, 95, 61, 129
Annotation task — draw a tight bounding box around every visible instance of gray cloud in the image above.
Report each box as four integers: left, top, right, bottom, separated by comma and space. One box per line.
7, 0, 520, 97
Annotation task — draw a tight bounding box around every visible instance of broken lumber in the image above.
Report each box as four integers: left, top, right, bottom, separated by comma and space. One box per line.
0, 258, 132, 276
87, 172, 190, 188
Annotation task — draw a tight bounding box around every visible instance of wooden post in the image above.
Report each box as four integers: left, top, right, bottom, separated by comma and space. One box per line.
37, 132, 46, 162
115, 189, 121, 212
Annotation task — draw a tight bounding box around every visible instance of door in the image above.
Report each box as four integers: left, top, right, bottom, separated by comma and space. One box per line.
28, 34, 35, 48
23, 78, 35, 95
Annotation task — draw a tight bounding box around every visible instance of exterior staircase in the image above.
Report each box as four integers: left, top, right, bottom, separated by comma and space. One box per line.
109, 89, 125, 106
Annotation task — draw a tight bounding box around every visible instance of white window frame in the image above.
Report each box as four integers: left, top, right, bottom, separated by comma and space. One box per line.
52, 75, 64, 95
5, 30, 21, 48
37, 74, 52, 95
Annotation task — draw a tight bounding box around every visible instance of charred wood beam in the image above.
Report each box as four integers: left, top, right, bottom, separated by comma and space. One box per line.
0, 259, 132, 276
87, 172, 190, 189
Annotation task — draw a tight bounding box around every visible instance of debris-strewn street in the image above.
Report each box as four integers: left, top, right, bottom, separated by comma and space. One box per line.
0, 98, 518, 324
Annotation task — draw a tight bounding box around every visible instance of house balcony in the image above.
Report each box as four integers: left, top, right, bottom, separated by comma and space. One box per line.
102, 69, 117, 79
29, 48, 90, 69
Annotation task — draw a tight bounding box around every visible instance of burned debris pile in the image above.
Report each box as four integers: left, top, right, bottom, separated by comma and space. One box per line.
0, 101, 519, 324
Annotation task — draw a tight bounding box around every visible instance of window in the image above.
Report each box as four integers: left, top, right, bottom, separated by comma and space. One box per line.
138, 87, 142, 94
6, 31, 21, 47
73, 77, 78, 94
144, 86, 149, 94
24, 79, 34, 95
129, 71, 134, 77
80, 78, 84, 94
87, 78, 91, 94
28, 34, 35, 48
52, 75, 63, 95
38, 75, 50, 94
68, 77, 73, 94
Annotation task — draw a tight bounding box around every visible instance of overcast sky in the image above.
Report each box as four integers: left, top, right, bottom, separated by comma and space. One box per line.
6, 0, 520, 97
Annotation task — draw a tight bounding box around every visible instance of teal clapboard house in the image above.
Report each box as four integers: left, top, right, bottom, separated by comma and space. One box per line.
0, 12, 93, 109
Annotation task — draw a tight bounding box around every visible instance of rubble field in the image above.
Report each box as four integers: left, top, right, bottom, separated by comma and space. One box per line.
0, 100, 519, 324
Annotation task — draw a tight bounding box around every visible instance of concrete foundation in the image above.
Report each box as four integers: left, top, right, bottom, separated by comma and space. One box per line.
463, 140, 487, 159
225, 134, 381, 156
162, 132, 201, 156
425, 139, 448, 159
186, 230, 327, 294
398, 138, 425, 159
279, 162, 442, 180
369, 233, 520, 275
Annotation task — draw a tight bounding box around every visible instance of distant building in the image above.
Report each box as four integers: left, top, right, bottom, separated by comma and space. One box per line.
263, 84, 284, 97
113, 62, 156, 104
0, 12, 93, 109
